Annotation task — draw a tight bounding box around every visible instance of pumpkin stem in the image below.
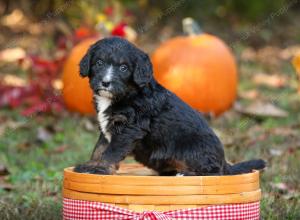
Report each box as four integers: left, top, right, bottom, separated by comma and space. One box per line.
182, 17, 203, 36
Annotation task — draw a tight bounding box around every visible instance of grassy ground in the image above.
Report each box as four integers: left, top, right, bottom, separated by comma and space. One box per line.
1, 45, 300, 219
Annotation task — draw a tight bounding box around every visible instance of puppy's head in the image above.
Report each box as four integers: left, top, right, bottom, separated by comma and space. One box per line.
79, 37, 153, 99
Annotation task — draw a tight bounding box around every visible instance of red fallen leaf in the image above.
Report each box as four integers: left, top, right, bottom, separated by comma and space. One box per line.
23, 95, 42, 106
75, 26, 94, 39
51, 101, 64, 113
287, 148, 294, 154
57, 36, 68, 50
72, 28, 97, 44
0, 85, 40, 108
125, 9, 133, 17
21, 102, 51, 116
52, 145, 68, 154
0, 86, 22, 107
30, 55, 59, 78
104, 6, 113, 16
0, 31, 69, 116
111, 22, 127, 37
20, 95, 64, 116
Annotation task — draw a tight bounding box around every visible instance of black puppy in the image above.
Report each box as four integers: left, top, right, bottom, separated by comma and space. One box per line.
74, 37, 265, 176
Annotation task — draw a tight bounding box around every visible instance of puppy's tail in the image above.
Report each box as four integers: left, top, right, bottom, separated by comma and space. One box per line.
226, 159, 266, 175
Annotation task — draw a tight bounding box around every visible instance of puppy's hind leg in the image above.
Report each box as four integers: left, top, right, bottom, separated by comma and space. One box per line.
156, 159, 196, 176
153, 160, 178, 176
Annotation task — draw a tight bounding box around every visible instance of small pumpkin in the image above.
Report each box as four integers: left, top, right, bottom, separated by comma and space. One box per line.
152, 18, 238, 116
292, 53, 300, 93
62, 38, 97, 114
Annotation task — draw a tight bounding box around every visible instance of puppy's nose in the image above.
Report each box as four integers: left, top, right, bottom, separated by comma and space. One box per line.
101, 81, 110, 88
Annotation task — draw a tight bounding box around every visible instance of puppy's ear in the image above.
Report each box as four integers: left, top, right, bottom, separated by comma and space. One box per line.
79, 50, 92, 77
133, 54, 153, 87
79, 52, 91, 77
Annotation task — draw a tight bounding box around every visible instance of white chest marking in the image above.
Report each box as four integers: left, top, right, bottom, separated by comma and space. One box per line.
95, 95, 112, 142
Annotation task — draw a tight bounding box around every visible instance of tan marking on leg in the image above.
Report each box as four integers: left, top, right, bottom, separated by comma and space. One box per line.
91, 144, 109, 160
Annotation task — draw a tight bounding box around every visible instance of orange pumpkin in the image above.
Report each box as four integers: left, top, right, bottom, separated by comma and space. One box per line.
152, 18, 237, 116
292, 53, 300, 93
62, 38, 98, 114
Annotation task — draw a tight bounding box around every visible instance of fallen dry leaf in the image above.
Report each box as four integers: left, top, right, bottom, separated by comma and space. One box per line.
52, 79, 63, 90
1, 74, 27, 87
269, 148, 283, 156
283, 191, 299, 200
256, 46, 282, 67
270, 182, 288, 193
234, 101, 288, 118
240, 47, 257, 62
51, 145, 68, 154
0, 9, 23, 25
270, 182, 297, 197
271, 127, 298, 136
36, 127, 53, 143
0, 47, 26, 62
0, 164, 9, 176
253, 72, 287, 88
280, 46, 300, 60
17, 141, 32, 150
239, 89, 259, 100
0, 165, 12, 191
0, 176, 13, 191
0, 120, 28, 138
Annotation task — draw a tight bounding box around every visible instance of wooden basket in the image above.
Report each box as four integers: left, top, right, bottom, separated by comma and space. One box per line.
63, 163, 261, 213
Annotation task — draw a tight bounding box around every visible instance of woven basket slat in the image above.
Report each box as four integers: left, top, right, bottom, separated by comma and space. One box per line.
63, 179, 259, 195
63, 188, 261, 205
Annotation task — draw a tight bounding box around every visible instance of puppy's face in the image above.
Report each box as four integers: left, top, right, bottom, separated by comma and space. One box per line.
79, 37, 153, 99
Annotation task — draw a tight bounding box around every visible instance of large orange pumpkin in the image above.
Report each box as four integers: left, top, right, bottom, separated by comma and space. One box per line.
152, 18, 237, 116
62, 38, 98, 114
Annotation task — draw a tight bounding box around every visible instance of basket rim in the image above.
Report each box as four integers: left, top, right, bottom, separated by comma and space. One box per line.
64, 167, 260, 186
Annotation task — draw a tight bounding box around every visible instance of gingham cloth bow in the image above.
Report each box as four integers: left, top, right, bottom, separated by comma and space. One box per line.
63, 198, 260, 220
88, 203, 180, 220
135, 211, 172, 220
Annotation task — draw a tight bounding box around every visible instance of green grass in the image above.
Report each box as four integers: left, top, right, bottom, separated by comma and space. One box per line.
0, 113, 96, 220
1, 49, 300, 219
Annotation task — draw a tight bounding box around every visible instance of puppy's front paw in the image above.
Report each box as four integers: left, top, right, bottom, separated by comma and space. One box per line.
74, 162, 111, 175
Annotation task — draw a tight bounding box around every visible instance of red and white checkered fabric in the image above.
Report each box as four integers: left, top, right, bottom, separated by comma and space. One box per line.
63, 198, 260, 220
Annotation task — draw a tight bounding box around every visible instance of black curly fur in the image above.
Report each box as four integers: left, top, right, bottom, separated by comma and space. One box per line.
74, 37, 266, 176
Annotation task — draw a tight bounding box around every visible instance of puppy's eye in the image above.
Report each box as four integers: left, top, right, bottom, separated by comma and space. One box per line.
119, 64, 128, 72
96, 60, 104, 66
